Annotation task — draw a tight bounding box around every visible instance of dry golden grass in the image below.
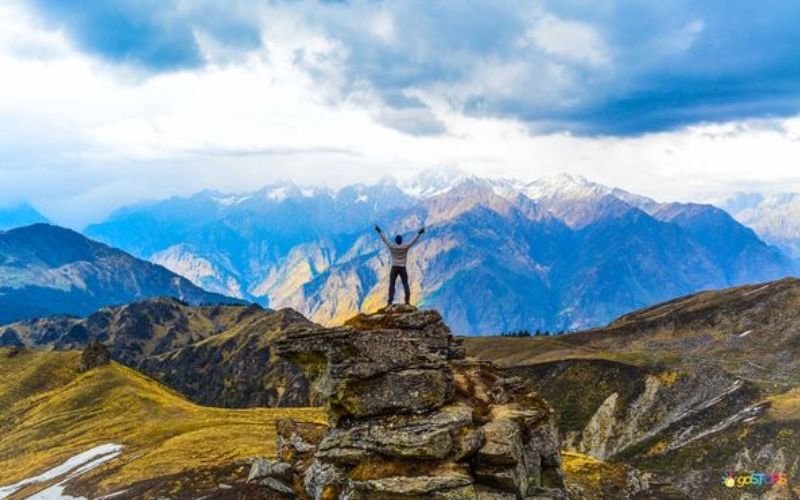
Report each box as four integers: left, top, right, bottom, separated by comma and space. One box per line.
464, 336, 586, 367
767, 387, 800, 421
464, 336, 683, 370
0, 349, 325, 496
562, 451, 631, 497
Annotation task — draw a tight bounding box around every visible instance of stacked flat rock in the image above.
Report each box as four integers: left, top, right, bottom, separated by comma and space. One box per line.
273, 304, 566, 499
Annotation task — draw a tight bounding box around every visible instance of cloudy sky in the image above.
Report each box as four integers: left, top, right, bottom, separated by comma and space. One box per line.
2, 0, 800, 227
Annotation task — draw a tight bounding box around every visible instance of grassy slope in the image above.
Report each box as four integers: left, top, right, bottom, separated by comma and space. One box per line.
0, 348, 325, 497
464, 281, 800, 499
465, 279, 800, 392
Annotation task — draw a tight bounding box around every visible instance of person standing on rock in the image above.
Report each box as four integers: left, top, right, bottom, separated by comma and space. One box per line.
374, 225, 425, 305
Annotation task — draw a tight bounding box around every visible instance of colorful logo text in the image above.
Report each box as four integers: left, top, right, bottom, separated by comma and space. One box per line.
722, 472, 788, 488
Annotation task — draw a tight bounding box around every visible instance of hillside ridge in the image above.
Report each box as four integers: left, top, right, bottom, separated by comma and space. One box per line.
1, 297, 314, 408
0, 223, 243, 324
0, 347, 325, 498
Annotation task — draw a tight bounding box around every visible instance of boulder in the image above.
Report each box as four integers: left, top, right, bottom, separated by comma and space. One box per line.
248, 458, 293, 483
451, 427, 486, 462
344, 475, 475, 499
317, 404, 473, 463
276, 418, 328, 472
329, 368, 454, 420
344, 305, 447, 332
80, 341, 110, 371
304, 459, 346, 500
345, 460, 476, 499
474, 412, 565, 497
476, 419, 523, 465
259, 477, 295, 496
272, 306, 567, 499
4, 345, 25, 358
275, 306, 457, 423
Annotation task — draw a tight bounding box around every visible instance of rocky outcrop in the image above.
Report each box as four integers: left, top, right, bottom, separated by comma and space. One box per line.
4, 345, 25, 358
273, 304, 567, 499
0, 327, 25, 348
80, 341, 111, 371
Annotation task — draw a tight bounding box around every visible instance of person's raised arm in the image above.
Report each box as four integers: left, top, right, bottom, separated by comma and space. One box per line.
407, 226, 425, 247
375, 225, 392, 247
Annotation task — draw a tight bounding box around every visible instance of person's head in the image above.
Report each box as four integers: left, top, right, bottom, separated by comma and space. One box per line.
395, 234, 403, 245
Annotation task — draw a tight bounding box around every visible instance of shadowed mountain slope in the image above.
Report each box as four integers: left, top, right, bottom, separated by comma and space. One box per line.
1, 297, 315, 407
0, 224, 243, 324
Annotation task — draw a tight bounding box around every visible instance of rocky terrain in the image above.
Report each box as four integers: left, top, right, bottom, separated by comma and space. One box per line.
84, 172, 794, 334
1, 297, 314, 407
3, 279, 798, 497
0, 223, 242, 324
0, 305, 626, 499
467, 277, 800, 499
254, 304, 569, 498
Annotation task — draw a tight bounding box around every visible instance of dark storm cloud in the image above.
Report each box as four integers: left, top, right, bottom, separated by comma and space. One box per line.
20, 0, 800, 135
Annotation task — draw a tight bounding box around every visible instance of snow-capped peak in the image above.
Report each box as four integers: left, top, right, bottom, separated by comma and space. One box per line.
212, 194, 253, 207
258, 182, 329, 202
523, 173, 609, 201
520, 173, 658, 210
400, 168, 470, 198
267, 186, 290, 202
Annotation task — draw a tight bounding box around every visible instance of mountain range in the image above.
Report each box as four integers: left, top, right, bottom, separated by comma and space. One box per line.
0, 223, 242, 324
723, 191, 800, 261
3, 278, 798, 498
84, 172, 794, 334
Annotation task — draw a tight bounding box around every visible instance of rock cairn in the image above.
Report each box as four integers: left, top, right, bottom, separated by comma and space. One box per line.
258, 304, 566, 499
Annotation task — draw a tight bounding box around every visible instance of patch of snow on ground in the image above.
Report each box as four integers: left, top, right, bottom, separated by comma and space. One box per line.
0, 444, 123, 499
743, 284, 770, 296
96, 489, 129, 499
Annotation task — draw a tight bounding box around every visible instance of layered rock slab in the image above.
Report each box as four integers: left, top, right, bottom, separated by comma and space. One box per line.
272, 305, 567, 499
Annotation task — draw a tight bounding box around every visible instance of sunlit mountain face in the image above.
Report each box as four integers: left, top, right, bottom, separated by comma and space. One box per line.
85, 172, 793, 334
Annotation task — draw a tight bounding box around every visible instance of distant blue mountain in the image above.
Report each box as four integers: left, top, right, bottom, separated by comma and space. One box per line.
0, 203, 48, 230
0, 223, 244, 324
84, 174, 795, 334
723, 192, 800, 262
652, 203, 789, 283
